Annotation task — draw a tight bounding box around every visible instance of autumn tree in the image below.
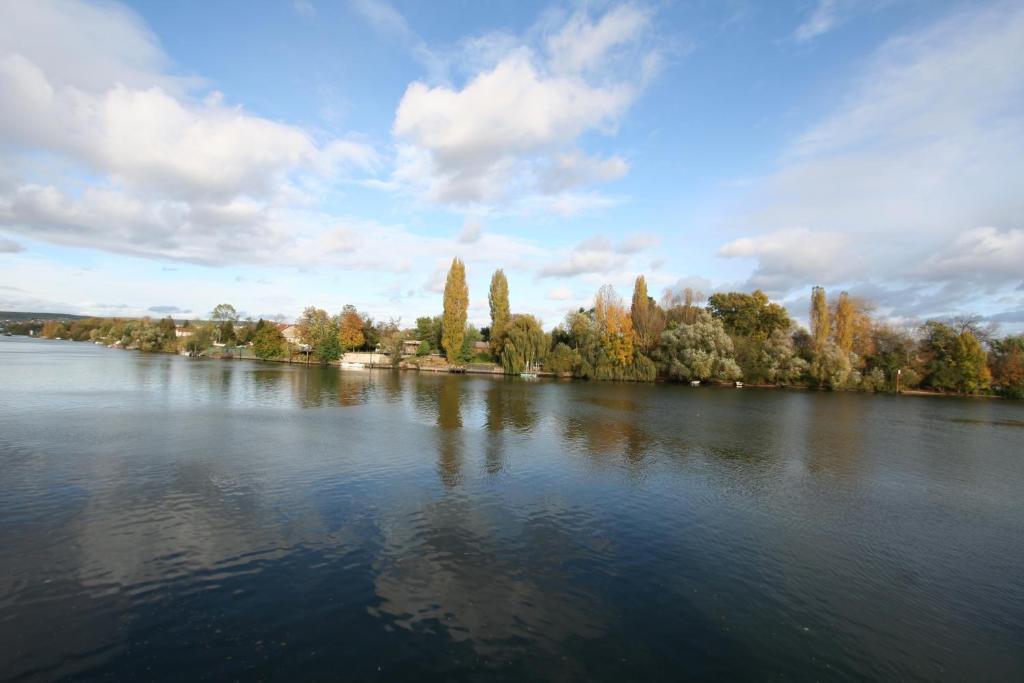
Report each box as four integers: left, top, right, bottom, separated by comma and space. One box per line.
990, 336, 1024, 398
834, 291, 854, 353
488, 269, 510, 355
661, 286, 704, 325
441, 258, 469, 360
630, 275, 665, 353
338, 305, 366, 350
595, 285, 635, 368
252, 324, 287, 360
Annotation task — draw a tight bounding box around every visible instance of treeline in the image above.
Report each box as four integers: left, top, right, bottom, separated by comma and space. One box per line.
26, 258, 1023, 398
419, 258, 1022, 397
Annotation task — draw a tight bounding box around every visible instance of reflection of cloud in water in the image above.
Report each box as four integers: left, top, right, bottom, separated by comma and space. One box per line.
370, 497, 608, 663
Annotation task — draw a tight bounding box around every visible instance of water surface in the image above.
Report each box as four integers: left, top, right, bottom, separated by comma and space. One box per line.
1, 337, 1022, 681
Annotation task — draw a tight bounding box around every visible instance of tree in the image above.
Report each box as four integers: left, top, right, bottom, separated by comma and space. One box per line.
252, 325, 287, 360
488, 269, 510, 355
218, 320, 236, 345
631, 275, 665, 353
298, 306, 341, 363
734, 328, 808, 385
990, 336, 1024, 398
499, 314, 547, 374
210, 303, 239, 322
414, 316, 443, 351
338, 305, 366, 350
834, 291, 854, 353
953, 331, 990, 394
442, 257, 468, 360
662, 286, 704, 326
810, 286, 829, 350
654, 310, 741, 382
707, 290, 790, 339
594, 284, 636, 368
185, 324, 213, 356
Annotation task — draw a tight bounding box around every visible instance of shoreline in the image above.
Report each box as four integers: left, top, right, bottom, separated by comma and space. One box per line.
7, 335, 1012, 400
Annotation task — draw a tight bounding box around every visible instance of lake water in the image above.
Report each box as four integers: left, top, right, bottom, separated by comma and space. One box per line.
1, 336, 1022, 681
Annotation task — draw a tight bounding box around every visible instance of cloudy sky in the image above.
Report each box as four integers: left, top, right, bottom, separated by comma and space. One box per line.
0, 0, 1022, 328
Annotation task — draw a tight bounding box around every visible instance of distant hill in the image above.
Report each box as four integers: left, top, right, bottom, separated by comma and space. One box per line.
0, 311, 90, 322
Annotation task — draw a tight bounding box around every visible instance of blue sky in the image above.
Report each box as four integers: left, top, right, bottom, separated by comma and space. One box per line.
1, 0, 1022, 330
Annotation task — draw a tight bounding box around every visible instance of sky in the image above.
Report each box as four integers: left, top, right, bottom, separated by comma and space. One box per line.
0, 0, 1022, 330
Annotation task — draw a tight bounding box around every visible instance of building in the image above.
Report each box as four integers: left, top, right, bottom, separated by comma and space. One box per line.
175, 327, 193, 338
279, 324, 300, 345
402, 339, 422, 355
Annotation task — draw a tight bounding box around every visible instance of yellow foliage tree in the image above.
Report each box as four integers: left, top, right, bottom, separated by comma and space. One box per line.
595, 284, 636, 367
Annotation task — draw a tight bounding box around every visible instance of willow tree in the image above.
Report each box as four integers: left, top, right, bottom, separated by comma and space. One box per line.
488, 269, 510, 355
834, 291, 854, 353
442, 258, 468, 360
810, 286, 829, 350
499, 314, 547, 374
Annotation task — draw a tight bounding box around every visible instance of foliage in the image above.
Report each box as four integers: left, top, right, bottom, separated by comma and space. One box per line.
630, 275, 665, 353
834, 291, 854, 353
414, 315, 443, 352
734, 329, 808, 385
298, 307, 340, 363
488, 269, 510, 356
810, 342, 856, 388
990, 336, 1024, 398
210, 303, 239, 322
338, 305, 366, 350
661, 286, 705, 326
545, 342, 577, 375
442, 258, 469, 360
654, 310, 741, 382
252, 324, 287, 360
417, 340, 431, 356
218, 320, 236, 345
459, 325, 483, 363
594, 285, 636, 368
810, 286, 829, 350
919, 321, 990, 394
707, 289, 790, 339
499, 314, 547, 374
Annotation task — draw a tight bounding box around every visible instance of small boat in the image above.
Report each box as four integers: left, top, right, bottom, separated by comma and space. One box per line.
735, 381, 744, 388
520, 371, 538, 379
690, 380, 700, 387
340, 361, 366, 369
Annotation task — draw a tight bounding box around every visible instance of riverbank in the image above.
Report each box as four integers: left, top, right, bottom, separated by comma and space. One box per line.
10, 335, 1014, 399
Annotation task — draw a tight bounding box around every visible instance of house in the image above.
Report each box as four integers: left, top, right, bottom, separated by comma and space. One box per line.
175, 327, 193, 338
473, 341, 490, 354
279, 324, 301, 346
402, 339, 423, 355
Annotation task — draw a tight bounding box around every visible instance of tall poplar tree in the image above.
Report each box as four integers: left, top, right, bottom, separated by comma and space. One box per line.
834, 291, 854, 353
488, 269, 510, 354
810, 286, 830, 350
442, 258, 468, 360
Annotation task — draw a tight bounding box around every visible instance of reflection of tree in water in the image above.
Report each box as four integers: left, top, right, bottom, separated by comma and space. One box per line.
561, 411, 654, 465
435, 379, 463, 487
802, 394, 866, 480
483, 380, 541, 474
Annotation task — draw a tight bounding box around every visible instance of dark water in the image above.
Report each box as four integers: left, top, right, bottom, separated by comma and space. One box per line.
1, 337, 1022, 682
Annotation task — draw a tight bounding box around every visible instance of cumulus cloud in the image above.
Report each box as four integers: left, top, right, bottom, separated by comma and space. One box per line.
386, 4, 657, 210
0, 0, 378, 265
718, 2, 1024, 318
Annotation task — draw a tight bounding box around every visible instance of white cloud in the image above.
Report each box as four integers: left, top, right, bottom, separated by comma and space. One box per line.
386, 4, 657, 210
457, 217, 482, 244
717, 2, 1024, 317
546, 286, 574, 300
0, 0, 378, 266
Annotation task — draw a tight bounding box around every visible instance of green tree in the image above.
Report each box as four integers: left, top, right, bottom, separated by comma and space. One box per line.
734, 328, 808, 385
488, 269, 510, 355
953, 331, 990, 394
252, 325, 287, 360
810, 286, 829, 350
707, 290, 790, 339
219, 320, 236, 345
499, 314, 547, 374
414, 315, 443, 351
298, 306, 340, 363
654, 310, 741, 382
442, 257, 468, 360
